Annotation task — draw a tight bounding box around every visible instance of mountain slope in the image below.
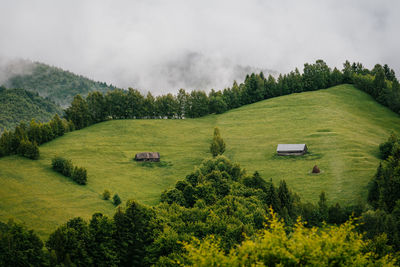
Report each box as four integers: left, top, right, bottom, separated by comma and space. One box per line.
1, 84, 399, 238
0, 87, 63, 132
2, 60, 118, 106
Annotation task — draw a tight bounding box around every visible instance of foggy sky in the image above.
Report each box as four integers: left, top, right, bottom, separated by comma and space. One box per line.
0, 0, 399, 94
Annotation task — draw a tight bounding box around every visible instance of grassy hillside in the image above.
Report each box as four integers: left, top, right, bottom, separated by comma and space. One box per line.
0, 87, 62, 132
3, 60, 118, 106
1, 84, 399, 238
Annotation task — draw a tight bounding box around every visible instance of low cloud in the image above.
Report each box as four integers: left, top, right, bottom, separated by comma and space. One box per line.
0, 0, 399, 94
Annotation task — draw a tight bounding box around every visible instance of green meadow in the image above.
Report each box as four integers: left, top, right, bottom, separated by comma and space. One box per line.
1, 84, 400, 238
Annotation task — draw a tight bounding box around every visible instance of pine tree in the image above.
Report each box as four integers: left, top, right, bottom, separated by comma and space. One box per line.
113, 194, 121, 206
210, 127, 226, 157
265, 179, 281, 212
318, 191, 328, 222
278, 180, 292, 216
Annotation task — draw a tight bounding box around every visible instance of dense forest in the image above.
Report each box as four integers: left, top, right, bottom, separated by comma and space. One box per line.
0, 86, 62, 132
1, 59, 400, 265
3, 61, 118, 106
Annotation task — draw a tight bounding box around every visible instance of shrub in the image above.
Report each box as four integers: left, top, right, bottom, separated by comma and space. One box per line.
72, 166, 87, 185
17, 139, 39, 160
61, 159, 73, 177
51, 156, 66, 173
379, 133, 398, 160
51, 156, 87, 185
102, 189, 111, 200
113, 194, 121, 206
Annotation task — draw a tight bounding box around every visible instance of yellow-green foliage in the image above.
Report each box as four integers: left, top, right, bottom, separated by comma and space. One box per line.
181, 210, 396, 266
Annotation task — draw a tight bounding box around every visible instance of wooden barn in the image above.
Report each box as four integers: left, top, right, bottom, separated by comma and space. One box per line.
134, 152, 160, 162
276, 144, 307, 156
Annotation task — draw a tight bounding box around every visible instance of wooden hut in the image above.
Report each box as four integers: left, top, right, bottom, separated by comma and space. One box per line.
276, 144, 307, 156
134, 152, 160, 162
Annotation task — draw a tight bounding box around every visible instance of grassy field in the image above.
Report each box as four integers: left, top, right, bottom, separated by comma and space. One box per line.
1, 84, 400, 238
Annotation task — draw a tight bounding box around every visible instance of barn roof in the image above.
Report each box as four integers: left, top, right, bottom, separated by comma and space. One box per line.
135, 152, 160, 159
277, 144, 306, 152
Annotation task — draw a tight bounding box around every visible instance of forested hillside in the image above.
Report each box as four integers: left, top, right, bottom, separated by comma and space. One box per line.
2, 61, 118, 106
0, 86, 62, 132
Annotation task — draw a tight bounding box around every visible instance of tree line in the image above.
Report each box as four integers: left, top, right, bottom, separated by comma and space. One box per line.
361, 133, 400, 250
63, 60, 399, 132
1, 59, 398, 161
0, 114, 74, 159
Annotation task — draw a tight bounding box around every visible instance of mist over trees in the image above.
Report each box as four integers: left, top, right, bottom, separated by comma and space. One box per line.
61, 60, 399, 135
0, 86, 62, 132
1, 59, 399, 164
3, 61, 118, 106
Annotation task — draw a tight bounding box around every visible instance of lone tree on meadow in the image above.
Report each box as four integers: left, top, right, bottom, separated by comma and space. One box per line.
210, 127, 226, 157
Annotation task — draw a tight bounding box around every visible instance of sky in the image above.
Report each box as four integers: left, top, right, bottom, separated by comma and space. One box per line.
0, 0, 399, 94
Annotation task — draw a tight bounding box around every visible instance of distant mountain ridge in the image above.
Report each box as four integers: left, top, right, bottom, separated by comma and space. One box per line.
0, 87, 63, 132
0, 59, 118, 106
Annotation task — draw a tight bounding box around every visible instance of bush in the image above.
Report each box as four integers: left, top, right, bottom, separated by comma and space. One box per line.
72, 166, 87, 185
379, 133, 398, 160
17, 139, 40, 160
102, 189, 111, 200
51, 156, 66, 173
51, 156, 87, 185
113, 194, 121, 206
61, 159, 73, 177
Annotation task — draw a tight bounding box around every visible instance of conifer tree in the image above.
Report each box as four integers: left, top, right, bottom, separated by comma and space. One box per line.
210, 127, 226, 157
113, 194, 121, 206
318, 191, 329, 221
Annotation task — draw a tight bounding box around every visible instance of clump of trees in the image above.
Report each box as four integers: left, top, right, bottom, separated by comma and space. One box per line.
51, 156, 87, 185
210, 127, 226, 157
0, 114, 73, 160
352, 63, 400, 114
157, 156, 360, 263
363, 133, 400, 250
180, 211, 396, 266
0, 220, 47, 266
16, 139, 39, 159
